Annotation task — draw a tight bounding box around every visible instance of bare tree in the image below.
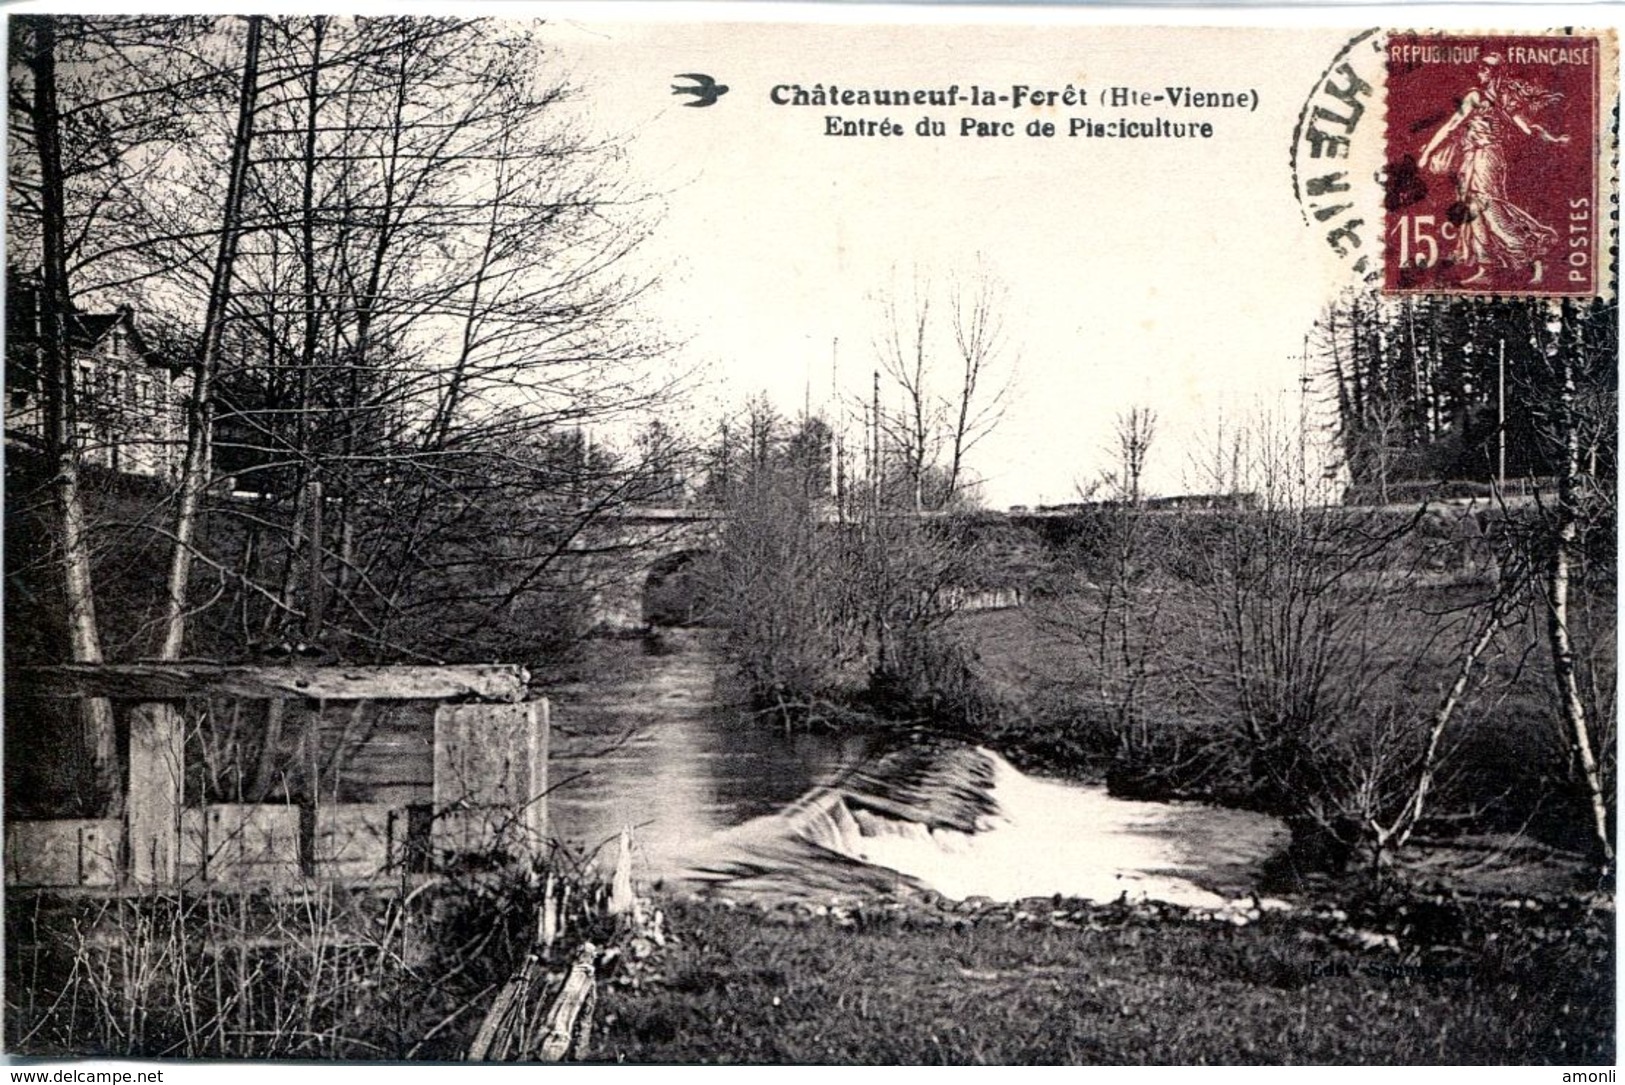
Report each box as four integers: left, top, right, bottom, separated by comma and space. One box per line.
1188, 411, 1432, 862
1030, 406, 1167, 772
12, 16, 119, 811
1354, 395, 1409, 506
872, 261, 1014, 512
28, 18, 666, 661
158, 14, 263, 660
874, 274, 936, 512
945, 262, 1013, 507
1109, 406, 1157, 507
7, 17, 224, 304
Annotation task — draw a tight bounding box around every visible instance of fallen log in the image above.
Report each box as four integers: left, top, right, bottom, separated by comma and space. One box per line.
467, 939, 599, 1062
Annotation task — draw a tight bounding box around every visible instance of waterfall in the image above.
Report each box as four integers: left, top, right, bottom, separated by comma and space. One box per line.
681, 740, 1287, 908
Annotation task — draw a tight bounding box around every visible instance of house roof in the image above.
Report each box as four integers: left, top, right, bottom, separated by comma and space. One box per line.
69, 308, 166, 367
6, 274, 177, 373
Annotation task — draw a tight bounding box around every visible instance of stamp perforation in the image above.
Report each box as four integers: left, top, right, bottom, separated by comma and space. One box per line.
1381, 28, 1617, 301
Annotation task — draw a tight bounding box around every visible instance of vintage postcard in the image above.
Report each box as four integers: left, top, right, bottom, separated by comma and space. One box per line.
3, 5, 1617, 1070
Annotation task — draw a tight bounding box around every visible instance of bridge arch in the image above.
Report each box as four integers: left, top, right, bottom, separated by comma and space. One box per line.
642, 547, 716, 626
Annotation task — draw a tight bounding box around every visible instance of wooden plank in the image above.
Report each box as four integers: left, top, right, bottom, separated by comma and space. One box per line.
312, 804, 403, 879
17, 663, 529, 703
313, 701, 436, 805
538, 943, 599, 1061
606, 828, 634, 917
432, 701, 547, 867
180, 804, 301, 883
128, 701, 184, 884
5, 819, 121, 887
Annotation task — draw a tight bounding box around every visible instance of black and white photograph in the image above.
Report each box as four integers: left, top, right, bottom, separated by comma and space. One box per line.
2, 5, 1617, 1068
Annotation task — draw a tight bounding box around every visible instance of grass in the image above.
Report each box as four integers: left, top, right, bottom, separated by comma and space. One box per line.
595, 896, 1614, 1065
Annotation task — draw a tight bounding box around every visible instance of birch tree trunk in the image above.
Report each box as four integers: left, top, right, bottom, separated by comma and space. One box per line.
23, 16, 120, 814
1545, 306, 1613, 869
1392, 603, 1504, 851
158, 15, 263, 660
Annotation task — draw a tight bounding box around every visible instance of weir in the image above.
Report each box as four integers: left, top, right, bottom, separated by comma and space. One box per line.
547, 632, 1287, 910
680, 740, 1289, 908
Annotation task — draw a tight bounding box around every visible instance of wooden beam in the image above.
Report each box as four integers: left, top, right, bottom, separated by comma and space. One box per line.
179, 804, 300, 884
128, 701, 183, 885
538, 943, 599, 1061
4, 819, 121, 887
16, 663, 529, 702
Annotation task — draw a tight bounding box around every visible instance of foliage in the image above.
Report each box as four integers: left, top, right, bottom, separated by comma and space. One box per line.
1312, 290, 1617, 494
710, 461, 864, 707
702, 402, 999, 723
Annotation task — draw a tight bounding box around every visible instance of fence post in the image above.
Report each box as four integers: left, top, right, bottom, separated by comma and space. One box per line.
127, 701, 184, 884
432, 699, 547, 868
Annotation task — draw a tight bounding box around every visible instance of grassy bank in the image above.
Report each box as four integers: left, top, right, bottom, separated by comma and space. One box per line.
950, 581, 1613, 856
597, 894, 1613, 1065
699, 477, 1614, 871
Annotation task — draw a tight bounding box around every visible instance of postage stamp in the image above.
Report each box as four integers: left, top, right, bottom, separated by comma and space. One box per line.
1384, 33, 1604, 296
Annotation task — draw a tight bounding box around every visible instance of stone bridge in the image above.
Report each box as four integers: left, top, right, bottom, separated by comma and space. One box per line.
577, 496, 1501, 629
573, 506, 726, 629
573, 504, 1021, 631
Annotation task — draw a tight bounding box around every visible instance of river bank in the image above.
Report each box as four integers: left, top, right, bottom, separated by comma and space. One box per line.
594, 887, 1614, 1064
578, 621, 1612, 1064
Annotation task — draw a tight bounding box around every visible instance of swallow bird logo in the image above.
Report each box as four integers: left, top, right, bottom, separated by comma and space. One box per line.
672, 73, 729, 107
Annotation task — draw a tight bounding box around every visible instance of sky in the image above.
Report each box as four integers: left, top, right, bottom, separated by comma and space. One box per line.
531, 8, 1586, 508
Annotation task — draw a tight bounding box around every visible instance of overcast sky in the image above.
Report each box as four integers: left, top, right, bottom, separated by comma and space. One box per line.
536, 9, 1584, 507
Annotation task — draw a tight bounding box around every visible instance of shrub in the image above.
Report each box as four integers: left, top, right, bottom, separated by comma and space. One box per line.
5, 861, 615, 1061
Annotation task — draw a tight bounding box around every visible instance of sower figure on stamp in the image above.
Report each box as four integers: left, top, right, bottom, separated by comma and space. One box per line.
1417, 54, 1571, 285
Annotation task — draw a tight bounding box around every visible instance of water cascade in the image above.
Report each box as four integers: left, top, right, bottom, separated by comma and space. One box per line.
682, 741, 1288, 907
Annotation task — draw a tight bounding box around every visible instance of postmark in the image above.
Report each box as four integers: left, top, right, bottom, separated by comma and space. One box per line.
1384, 33, 1604, 297
1291, 28, 1386, 286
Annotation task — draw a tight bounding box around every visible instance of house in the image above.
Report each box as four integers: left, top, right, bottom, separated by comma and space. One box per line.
6, 274, 186, 479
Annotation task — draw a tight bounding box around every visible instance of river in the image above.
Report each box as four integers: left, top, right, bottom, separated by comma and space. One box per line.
546, 628, 1287, 907
545, 629, 873, 883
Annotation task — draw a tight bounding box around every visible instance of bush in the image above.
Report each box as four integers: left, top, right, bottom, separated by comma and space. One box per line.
5, 861, 615, 1060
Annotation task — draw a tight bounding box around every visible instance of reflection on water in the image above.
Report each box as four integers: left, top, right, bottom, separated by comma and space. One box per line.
547, 630, 1288, 907
545, 628, 871, 886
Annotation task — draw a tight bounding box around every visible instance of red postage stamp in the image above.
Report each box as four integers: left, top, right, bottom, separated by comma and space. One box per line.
1385, 34, 1603, 297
